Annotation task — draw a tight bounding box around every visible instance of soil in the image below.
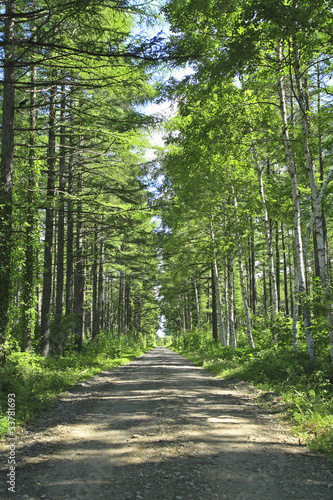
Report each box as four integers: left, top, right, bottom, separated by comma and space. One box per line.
1, 346, 333, 500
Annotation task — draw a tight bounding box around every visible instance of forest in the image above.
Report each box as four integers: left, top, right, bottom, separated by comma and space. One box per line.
1, 0, 333, 461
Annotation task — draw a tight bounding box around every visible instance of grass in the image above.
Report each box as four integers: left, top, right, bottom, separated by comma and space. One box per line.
0, 334, 153, 439
170, 333, 333, 463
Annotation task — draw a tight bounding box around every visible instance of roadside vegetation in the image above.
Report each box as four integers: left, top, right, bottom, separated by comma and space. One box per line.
0, 333, 155, 439
170, 329, 333, 463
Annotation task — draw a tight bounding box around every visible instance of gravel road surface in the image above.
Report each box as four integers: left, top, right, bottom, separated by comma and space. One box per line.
1, 347, 333, 499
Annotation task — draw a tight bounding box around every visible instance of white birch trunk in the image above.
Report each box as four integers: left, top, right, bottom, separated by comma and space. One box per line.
224, 257, 230, 346
292, 37, 327, 284
292, 38, 333, 363
194, 279, 201, 332
277, 42, 315, 362
233, 193, 255, 348
292, 269, 299, 351
228, 257, 236, 348
247, 112, 278, 315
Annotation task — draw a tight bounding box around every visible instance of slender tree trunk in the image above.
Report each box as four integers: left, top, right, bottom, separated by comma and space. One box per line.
224, 257, 229, 345
21, 36, 37, 351
193, 278, 200, 332
289, 243, 294, 319
292, 270, 299, 351
278, 43, 315, 362
263, 256, 267, 315
281, 224, 289, 316
228, 257, 236, 347
207, 278, 211, 323
74, 168, 84, 351
209, 221, 225, 343
65, 105, 75, 319
41, 77, 57, 357
248, 120, 278, 314
55, 83, 66, 353
118, 271, 123, 335
98, 235, 105, 332
275, 221, 280, 311
124, 276, 129, 334
0, 0, 15, 344
251, 233, 257, 315
92, 224, 98, 339
233, 192, 255, 348
211, 263, 218, 342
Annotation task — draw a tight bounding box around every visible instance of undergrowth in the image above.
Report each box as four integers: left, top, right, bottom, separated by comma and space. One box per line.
170, 330, 333, 463
0, 332, 153, 439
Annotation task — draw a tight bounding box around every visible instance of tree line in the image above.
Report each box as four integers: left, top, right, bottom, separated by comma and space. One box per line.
0, 0, 161, 358
156, 0, 333, 364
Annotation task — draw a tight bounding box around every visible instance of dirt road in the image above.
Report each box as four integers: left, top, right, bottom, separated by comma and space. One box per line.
1, 347, 333, 499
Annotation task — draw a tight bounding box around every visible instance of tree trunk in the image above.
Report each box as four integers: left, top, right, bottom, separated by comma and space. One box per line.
281, 224, 289, 316
292, 37, 327, 286
92, 225, 98, 339
224, 257, 229, 345
55, 83, 66, 353
74, 168, 84, 351
21, 32, 37, 351
263, 255, 267, 315
278, 42, 315, 362
228, 257, 236, 347
209, 221, 225, 343
98, 235, 105, 332
0, 0, 15, 343
65, 104, 75, 318
233, 192, 255, 348
41, 78, 57, 357
193, 278, 200, 332
275, 221, 280, 311
248, 118, 278, 314
211, 263, 218, 342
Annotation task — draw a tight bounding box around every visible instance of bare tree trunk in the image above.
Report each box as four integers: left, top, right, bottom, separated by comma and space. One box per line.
278, 42, 315, 362
263, 255, 267, 315
275, 221, 280, 311
293, 40, 333, 363
118, 271, 123, 336
211, 263, 218, 342
92, 224, 98, 339
292, 37, 327, 286
21, 26, 37, 351
41, 77, 57, 357
248, 117, 278, 315
224, 257, 229, 345
0, 0, 15, 343
74, 168, 84, 351
228, 257, 236, 347
98, 235, 105, 332
233, 192, 255, 348
65, 114, 74, 318
251, 233, 257, 315
209, 221, 225, 343
193, 278, 200, 332
55, 83, 66, 353
281, 224, 289, 316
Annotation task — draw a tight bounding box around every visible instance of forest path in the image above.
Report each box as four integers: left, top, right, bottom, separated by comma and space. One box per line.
2, 346, 333, 500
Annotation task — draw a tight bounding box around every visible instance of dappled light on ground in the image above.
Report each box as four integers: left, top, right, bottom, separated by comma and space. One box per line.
2, 347, 332, 500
